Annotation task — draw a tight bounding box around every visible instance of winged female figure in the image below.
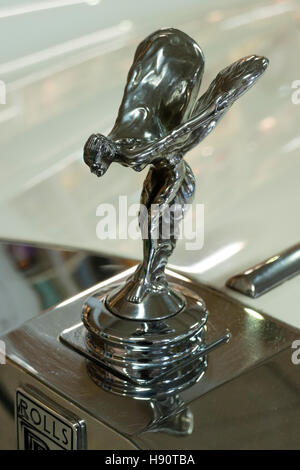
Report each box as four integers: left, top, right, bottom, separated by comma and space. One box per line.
83, 28, 268, 309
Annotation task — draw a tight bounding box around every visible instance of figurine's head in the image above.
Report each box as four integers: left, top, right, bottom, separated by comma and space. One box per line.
83, 134, 117, 177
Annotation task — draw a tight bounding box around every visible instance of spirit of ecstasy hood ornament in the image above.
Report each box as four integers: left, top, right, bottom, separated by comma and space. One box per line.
81, 28, 268, 397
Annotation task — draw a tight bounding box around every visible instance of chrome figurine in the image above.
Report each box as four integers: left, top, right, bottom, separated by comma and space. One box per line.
79, 28, 268, 397
83, 28, 268, 320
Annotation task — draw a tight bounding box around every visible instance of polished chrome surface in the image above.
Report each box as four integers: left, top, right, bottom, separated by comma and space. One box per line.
226, 243, 300, 298
83, 28, 268, 316
0, 239, 135, 335
61, 282, 229, 398
137, 348, 300, 449
106, 281, 185, 321
1, 263, 299, 449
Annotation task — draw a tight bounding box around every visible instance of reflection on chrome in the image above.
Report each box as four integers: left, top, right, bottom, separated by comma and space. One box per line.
244, 308, 264, 321
1, 242, 299, 448
147, 396, 194, 436
0, 240, 131, 335
55, 266, 136, 309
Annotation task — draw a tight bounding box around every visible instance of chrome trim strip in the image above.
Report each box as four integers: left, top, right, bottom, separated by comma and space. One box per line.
226, 243, 300, 298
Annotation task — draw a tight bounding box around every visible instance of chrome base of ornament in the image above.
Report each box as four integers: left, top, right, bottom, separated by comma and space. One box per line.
2, 243, 300, 449
106, 280, 186, 321
61, 280, 230, 399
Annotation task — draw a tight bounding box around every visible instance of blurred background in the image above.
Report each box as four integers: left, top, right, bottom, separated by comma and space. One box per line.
0, 0, 299, 332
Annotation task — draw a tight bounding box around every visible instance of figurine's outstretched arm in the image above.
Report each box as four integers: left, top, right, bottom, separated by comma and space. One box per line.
117, 105, 217, 170
118, 54, 268, 169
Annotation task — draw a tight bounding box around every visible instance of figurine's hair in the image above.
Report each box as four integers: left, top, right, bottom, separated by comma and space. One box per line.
98, 135, 117, 161
84, 133, 117, 164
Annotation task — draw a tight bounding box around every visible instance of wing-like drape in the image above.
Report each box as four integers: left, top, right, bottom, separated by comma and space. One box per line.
109, 28, 204, 144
